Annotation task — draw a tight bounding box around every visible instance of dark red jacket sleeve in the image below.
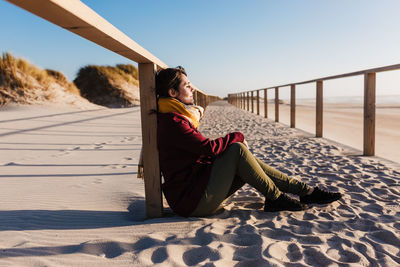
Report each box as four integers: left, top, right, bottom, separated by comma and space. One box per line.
170, 115, 244, 158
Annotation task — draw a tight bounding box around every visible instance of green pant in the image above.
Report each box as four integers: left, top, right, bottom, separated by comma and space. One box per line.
191, 142, 311, 216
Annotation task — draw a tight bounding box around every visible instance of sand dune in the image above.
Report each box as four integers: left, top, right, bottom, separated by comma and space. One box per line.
0, 102, 400, 266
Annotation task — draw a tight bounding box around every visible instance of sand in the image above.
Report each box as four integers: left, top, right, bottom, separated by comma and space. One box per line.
1, 101, 400, 266
253, 100, 400, 164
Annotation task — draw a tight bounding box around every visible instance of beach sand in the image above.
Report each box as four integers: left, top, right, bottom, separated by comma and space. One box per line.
253, 100, 400, 164
1, 101, 400, 266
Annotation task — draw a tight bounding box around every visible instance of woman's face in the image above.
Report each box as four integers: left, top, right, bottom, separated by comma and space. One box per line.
172, 74, 194, 105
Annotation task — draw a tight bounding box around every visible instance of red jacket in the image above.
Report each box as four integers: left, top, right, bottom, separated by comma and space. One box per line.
157, 112, 244, 217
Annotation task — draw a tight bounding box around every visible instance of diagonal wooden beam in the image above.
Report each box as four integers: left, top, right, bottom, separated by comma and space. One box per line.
6, 0, 168, 69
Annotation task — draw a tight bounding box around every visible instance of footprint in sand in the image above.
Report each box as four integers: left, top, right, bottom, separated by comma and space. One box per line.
233, 245, 265, 262
120, 136, 134, 143
93, 178, 103, 184
303, 247, 335, 266
78, 240, 132, 259
55, 150, 71, 157
108, 164, 127, 169
182, 246, 220, 266
326, 248, 362, 264
94, 144, 104, 150
266, 241, 303, 262
57, 146, 80, 156
287, 243, 303, 262
151, 247, 168, 264
232, 233, 262, 247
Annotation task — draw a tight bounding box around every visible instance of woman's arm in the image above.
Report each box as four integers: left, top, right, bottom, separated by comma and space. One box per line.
169, 116, 244, 157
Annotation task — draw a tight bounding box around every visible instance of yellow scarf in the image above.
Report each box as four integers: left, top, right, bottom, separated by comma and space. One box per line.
137, 97, 203, 178
158, 97, 201, 128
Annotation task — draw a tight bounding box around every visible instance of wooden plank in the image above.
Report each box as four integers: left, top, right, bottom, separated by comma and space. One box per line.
247, 92, 250, 111
364, 72, 376, 156
7, 0, 168, 69
316, 81, 323, 137
194, 90, 198, 105
290, 85, 295, 128
256, 90, 260, 115
138, 63, 162, 218
249, 63, 400, 92
251, 91, 254, 113
275, 87, 279, 122
264, 89, 268, 118
236, 94, 238, 107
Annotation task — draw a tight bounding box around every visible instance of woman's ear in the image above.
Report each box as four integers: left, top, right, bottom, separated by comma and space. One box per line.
168, 88, 178, 97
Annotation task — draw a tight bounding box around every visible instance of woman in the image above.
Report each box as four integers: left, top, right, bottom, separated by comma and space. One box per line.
156, 67, 342, 217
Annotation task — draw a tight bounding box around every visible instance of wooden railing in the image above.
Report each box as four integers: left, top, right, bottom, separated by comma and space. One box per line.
7, 0, 220, 218
193, 89, 221, 108
228, 63, 400, 156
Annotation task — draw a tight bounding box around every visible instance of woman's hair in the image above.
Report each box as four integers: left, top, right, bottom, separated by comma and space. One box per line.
155, 66, 187, 98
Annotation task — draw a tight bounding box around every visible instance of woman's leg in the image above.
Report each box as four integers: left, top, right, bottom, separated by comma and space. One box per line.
191, 142, 282, 216
255, 158, 311, 197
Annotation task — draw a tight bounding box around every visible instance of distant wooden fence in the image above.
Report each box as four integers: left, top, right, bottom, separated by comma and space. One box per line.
7, 0, 220, 218
228, 64, 400, 156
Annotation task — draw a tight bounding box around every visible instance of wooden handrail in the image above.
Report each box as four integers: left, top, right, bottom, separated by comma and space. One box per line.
257, 63, 400, 90
7, 0, 220, 218
6, 0, 168, 69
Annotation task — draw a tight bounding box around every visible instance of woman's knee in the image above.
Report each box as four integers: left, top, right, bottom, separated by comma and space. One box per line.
228, 142, 247, 153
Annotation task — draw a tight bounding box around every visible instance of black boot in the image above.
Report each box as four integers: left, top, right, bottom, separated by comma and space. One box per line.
264, 193, 309, 212
300, 187, 342, 205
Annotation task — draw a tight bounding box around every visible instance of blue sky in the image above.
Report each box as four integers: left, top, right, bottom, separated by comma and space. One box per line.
1, 0, 400, 98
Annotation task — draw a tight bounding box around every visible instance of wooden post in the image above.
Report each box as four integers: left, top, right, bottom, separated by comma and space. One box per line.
364, 72, 376, 156
264, 89, 268, 118
138, 63, 162, 218
247, 92, 250, 111
256, 90, 260, 115
316, 81, 323, 137
194, 90, 198, 105
275, 87, 279, 122
290, 85, 296, 128
251, 91, 254, 113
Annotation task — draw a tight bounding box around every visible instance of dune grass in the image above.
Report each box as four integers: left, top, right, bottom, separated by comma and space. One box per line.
45, 68, 81, 95
73, 64, 139, 107
116, 64, 138, 80
0, 52, 80, 105
76, 64, 139, 87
